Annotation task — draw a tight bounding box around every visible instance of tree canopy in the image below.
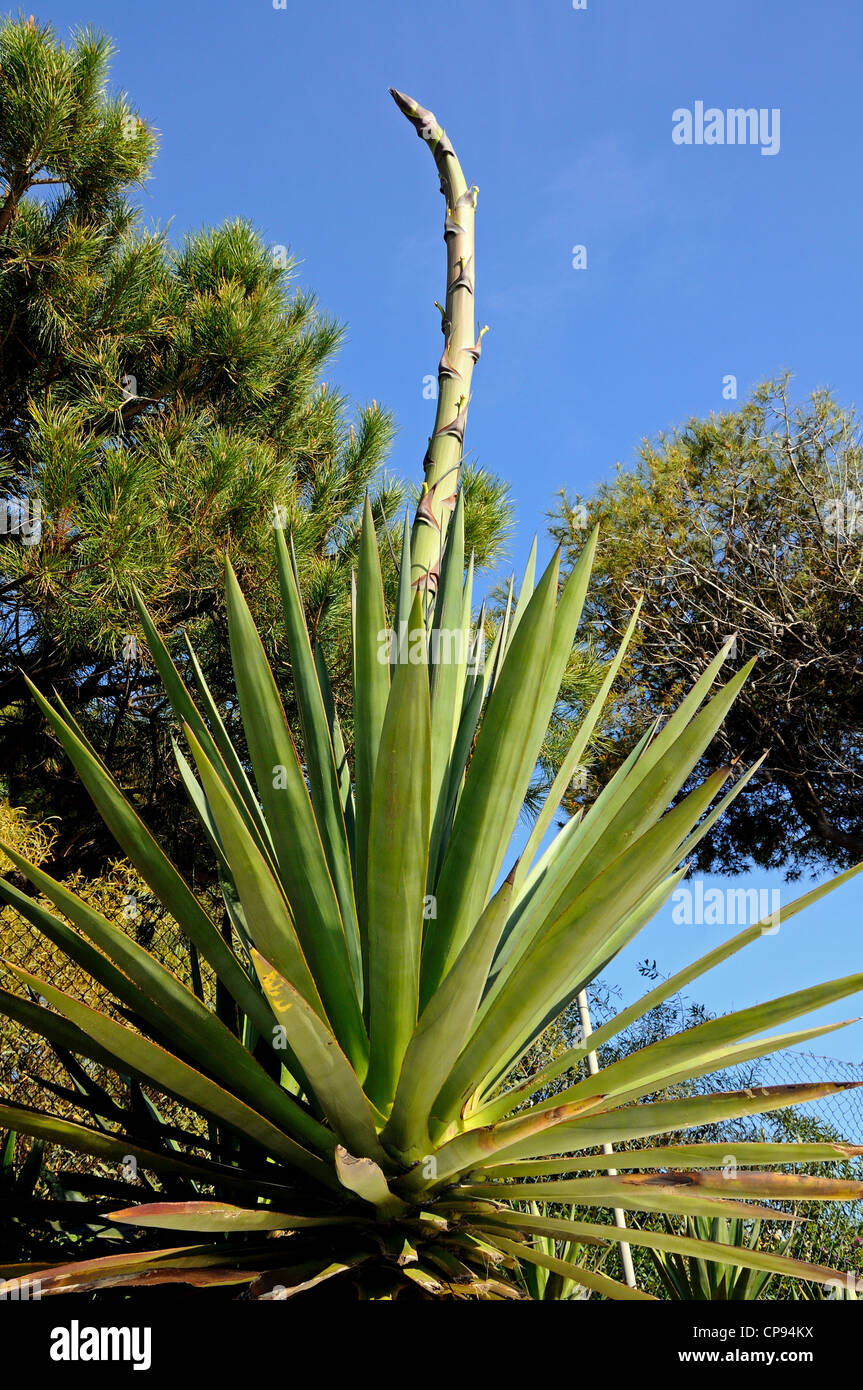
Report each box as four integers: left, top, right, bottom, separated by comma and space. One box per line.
549, 377, 863, 879
0, 16, 511, 876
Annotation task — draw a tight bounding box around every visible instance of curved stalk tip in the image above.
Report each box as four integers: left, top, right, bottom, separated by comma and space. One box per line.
390, 88, 488, 598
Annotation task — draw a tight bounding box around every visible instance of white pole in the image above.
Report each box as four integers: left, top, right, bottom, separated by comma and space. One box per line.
576, 990, 638, 1289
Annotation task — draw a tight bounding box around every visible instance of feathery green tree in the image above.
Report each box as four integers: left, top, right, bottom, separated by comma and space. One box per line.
548, 378, 863, 879
0, 17, 511, 878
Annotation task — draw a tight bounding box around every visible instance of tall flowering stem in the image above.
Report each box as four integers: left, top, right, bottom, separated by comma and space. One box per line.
390, 88, 487, 598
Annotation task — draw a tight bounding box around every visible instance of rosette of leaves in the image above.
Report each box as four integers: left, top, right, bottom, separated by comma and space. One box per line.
0, 505, 862, 1299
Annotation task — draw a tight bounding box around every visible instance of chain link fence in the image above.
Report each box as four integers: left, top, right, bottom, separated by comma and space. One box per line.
726, 1049, 863, 1143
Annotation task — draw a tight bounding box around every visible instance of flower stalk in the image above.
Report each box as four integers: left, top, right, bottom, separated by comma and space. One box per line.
390, 88, 487, 598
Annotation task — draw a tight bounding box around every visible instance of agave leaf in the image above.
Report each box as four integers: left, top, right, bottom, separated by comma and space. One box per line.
494, 761, 720, 1018
459, 1175, 803, 1223
3, 961, 335, 1179
505, 859, 863, 1107
352, 497, 391, 963
182, 725, 328, 1022
49, 691, 110, 769
0, 1243, 273, 1295
476, 1170, 863, 1204
250, 949, 386, 1160
423, 549, 562, 995
428, 491, 466, 872
435, 769, 734, 1123
250, 1255, 371, 1299
451, 547, 475, 706
275, 529, 361, 991
314, 642, 355, 846
488, 576, 514, 694
431, 605, 488, 878
365, 591, 431, 1111
334, 1146, 408, 1218
466, 530, 597, 960
488, 1233, 654, 1301
461, 551, 475, 632
531, 716, 656, 860
507, 662, 755, 978
482, 1081, 863, 1165
384, 874, 515, 1159
24, 679, 267, 1033
516, 656, 749, 957
0, 1102, 298, 1197
0, 843, 325, 1142
171, 739, 233, 874
20, 1074, 126, 1137
0, 865, 162, 1023
45, 1088, 200, 1195
424, 1247, 479, 1283
392, 512, 414, 667
183, 636, 281, 863
107, 1201, 348, 1233
400, 1264, 445, 1294
479, 865, 692, 1114
502, 739, 644, 951
573, 1018, 854, 1115
517, 597, 644, 889
611, 636, 739, 801
536, 754, 768, 1002
401, 1095, 610, 1195
675, 754, 769, 863
483, 1141, 863, 1177
469, 1209, 850, 1290
133, 590, 272, 857
498, 723, 659, 977
528, 971, 863, 1115
0, 984, 129, 1074
31, 1265, 264, 1295
223, 565, 367, 1067
505, 536, 538, 649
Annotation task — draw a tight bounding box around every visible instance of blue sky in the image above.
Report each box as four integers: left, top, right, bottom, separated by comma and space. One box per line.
32, 1, 863, 1072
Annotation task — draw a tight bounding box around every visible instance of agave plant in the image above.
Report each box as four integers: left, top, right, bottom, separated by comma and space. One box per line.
649, 1215, 859, 1300
512, 1201, 615, 1300
1, 92, 863, 1302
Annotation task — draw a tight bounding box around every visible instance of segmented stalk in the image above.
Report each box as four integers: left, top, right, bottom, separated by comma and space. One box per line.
390, 89, 487, 597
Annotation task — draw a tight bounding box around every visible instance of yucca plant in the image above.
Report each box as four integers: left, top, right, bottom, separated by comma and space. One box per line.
1, 92, 863, 1301
649, 1214, 859, 1300
513, 1201, 615, 1300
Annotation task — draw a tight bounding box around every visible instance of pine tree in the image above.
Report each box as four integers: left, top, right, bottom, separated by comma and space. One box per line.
0, 16, 511, 876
